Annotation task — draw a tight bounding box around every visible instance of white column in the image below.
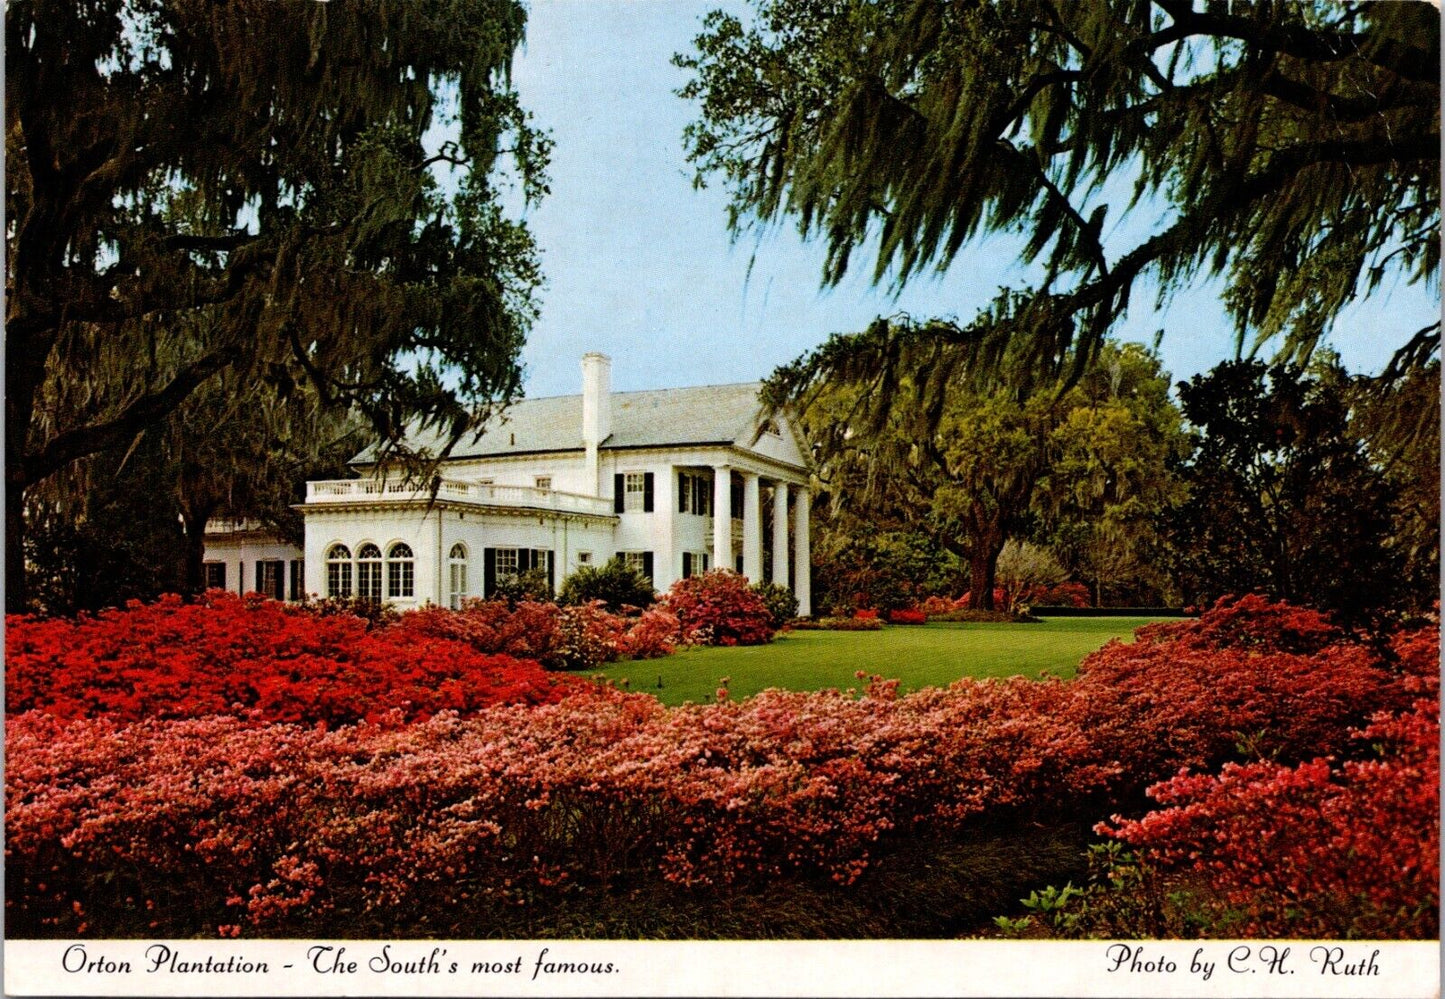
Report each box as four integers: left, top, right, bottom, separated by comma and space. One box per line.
712, 465, 732, 573
771, 483, 790, 586
793, 487, 811, 616
742, 472, 762, 582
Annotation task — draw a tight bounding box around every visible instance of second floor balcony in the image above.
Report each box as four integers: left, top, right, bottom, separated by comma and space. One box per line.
305, 478, 615, 517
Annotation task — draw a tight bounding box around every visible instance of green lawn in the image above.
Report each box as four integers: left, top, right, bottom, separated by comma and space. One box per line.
596, 617, 1165, 706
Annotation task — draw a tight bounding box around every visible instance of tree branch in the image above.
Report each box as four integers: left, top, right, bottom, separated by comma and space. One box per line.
21, 346, 243, 487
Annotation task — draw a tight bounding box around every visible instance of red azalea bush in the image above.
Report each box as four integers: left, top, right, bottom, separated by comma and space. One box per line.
886, 608, 927, 625
1100, 696, 1439, 938
5, 594, 1434, 939
5, 591, 575, 726
662, 570, 776, 646
1027, 581, 1091, 608
385, 597, 675, 669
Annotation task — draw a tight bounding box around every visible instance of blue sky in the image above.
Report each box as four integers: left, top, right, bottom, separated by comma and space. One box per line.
506, 0, 1439, 398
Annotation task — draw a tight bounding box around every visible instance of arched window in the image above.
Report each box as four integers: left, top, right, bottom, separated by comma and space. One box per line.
326, 544, 352, 598
357, 543, 383, 602
448, 543, 468, 609
387, 542, 414, 599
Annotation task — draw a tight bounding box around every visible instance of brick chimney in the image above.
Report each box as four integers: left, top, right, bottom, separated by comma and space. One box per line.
581, 353, 611, 495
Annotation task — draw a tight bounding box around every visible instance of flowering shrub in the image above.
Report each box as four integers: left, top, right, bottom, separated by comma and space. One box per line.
919, 595, 961, 617
1100, 696, 1439, 939
886, 608, 927, 625
854, 608, 880, 620
5, 595, 1433, 939
1027, 582, 1091, 608
6, 592, 574, 726
392, 598, 644, 671
551, 602, 627, 670
389, 598, 566, 664
618, 605, 682, 659
663, 570, 776, 646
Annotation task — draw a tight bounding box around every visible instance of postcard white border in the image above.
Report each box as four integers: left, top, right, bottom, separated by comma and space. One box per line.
4, 939, 1439, 998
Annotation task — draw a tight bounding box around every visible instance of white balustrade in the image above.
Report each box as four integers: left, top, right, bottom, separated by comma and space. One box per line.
305, 478, 612, 516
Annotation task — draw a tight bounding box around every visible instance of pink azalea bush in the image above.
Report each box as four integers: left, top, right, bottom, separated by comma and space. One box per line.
5, 595, 1434, 938
662, 570, 775, 646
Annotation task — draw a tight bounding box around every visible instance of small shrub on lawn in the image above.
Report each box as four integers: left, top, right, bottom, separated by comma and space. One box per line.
886, 608, 927, 625
663, 570, 775, 646
557, 557, 656, 612
751, 581, 799, 629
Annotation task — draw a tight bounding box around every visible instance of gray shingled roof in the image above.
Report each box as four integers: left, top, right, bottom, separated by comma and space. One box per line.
354, 383, 766, 462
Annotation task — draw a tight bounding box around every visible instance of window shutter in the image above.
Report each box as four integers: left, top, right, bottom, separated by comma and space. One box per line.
641, 551, 654, 583
643, 472, 654, 512
614, 473, 625, 513
544, 550, 555, 594
255, 562, 263, 595
520, 548, 535, 573
289, 560, 302, 601
679, 472, 688, 513
682, 552, 692, 579
484, 547, 497, 597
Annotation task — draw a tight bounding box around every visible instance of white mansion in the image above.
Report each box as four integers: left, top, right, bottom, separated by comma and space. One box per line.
203, 353, 814, 615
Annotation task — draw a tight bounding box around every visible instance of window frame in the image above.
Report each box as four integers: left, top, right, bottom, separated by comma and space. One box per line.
387, 542, 415, 599
448, 543, 468, 609
357, 543, 383, 602
325, 544, 353, 598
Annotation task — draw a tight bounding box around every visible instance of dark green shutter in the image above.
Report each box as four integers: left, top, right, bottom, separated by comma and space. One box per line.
255, 562, 264, 594
545, 550, 555, 594
641, 551, 654, 583
484, 547, 497, 597
643, 473, 654, 512
679, 472, 688, 513
289, 560, 302, 600
682, 552, 692, 578
614, 473, 625, 512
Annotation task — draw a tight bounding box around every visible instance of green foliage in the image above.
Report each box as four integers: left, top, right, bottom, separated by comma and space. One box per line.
794, 334, 1184, 610
6, 0, 549, 610
814, 530, 960, 614
1164, 359, 1401, 622
557, 557, 657, 612
680, 0, 1439, 378
750, 581, 800, 628
491, 568, 554, 606
1348, 362, 1441, 613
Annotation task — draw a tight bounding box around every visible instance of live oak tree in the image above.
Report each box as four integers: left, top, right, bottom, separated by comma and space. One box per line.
679, 0, 1439, 386
787, 323, 1184, 608
6, 0, 549, 611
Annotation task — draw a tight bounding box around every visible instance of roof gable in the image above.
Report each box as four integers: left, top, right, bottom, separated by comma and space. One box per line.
354, 382, 795, 463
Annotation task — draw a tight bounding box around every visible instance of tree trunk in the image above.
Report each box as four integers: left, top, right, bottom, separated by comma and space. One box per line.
6, 475, 28, 614
180, 503, 218, 598
967, 530, 1004, 610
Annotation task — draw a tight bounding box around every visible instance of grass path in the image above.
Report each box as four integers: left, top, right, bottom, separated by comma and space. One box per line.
596, 616, 1165, 706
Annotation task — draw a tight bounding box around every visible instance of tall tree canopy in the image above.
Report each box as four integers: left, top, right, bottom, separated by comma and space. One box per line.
789, 327, 1184, 607
1163, 359, 1404, 622
679, 0, 1439, 383
6, 0, 548, 610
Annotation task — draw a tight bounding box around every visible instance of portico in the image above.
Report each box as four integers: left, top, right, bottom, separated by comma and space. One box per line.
709, 461, 811, 616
